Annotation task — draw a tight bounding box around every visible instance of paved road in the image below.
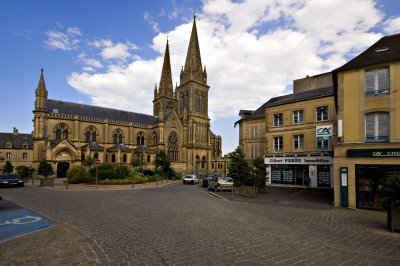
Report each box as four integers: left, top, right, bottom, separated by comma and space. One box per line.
1, 184, 399, 265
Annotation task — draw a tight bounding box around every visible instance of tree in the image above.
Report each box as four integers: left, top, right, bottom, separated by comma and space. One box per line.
83, 155, 95, 168
154, 149, 172, 180
3, 160, 14, 173
38, 159, 54, 178
227, 147, 250, 186
131, 155, 144, 170
251, 156, 267, 190
15, 166, 35, 178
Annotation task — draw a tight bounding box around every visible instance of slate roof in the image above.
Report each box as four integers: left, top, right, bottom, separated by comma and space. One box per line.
133, 145, 154, 154
333, 33, 400, 109
235, 86, 333, 126
335, 33, 400, 72
265, 86, 333, 107
81, 142, 104, 151
0, 133, 33, 149
107, 143, 131, 152
47, 99, 159, 125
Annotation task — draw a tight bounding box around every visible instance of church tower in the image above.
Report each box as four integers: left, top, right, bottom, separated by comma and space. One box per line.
176, 15, 211, 170
153, 40, 178, 116
33, 68, 48, 164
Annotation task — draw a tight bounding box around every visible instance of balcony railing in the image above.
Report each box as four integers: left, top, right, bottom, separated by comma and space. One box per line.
274, 149, 282, 153
366, 136, 389, 142
365, 88, 390, 97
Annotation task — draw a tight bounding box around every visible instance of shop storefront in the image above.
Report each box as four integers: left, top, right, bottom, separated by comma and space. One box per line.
265, 156, 333, 188
334, 148, 400, 209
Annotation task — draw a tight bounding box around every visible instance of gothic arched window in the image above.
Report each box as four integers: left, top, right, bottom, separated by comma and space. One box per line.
55, 123, 68, 141
137, 132, 144, 146
85, 126, 97, 143
112, 154, 116, 163
201, 156, 206, 169
63, 130, 68, 140
152, 132, 158, 145
56, 129, 61, 141
113, 129, 123, 144
123, 154, 127, 163
147, 155, 151, 163
94, 153, 99, 160
167, 131, 179, 161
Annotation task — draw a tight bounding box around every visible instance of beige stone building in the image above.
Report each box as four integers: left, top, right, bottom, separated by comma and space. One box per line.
0, 128, 33, 171
1, 16, 226, 177
333, 33, 400, 209
237, 73, 336, 188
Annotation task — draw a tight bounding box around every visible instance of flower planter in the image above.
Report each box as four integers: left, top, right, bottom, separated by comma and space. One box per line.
242, 185, 257, 198
40, 178, 54, 188
388, 203, 400, 233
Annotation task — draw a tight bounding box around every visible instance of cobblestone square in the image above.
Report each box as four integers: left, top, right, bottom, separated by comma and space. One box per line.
1, 183, 399, 265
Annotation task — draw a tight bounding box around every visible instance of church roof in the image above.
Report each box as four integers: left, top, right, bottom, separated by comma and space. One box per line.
81, 142, 104, 151
47, 99, 159, 125
107, 143, 131, 152
0, 132, 33, 149
133, 145, 154, 154
158, 40, 174, 98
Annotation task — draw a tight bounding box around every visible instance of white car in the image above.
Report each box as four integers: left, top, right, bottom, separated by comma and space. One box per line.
183, 175, 199, 185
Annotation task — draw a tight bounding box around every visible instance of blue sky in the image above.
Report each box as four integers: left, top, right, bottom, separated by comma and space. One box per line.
1, 0, 400, 155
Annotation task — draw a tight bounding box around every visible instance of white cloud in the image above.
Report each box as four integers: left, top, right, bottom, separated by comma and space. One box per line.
82, 66, 95, 72
66, 27, 82, 36
67, 0, 387, 122
144, 12, 160, 32
383, 17, 400, 34
44, 27, 82, 50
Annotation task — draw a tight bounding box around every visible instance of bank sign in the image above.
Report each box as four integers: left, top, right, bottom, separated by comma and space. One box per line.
347, 149, 400, 157
265, 156, 333, 165
316, 125, 333, 140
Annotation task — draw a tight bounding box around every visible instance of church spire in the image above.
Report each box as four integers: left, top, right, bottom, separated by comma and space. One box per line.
180, 15, 207, 85
158, 39, 173, 98
34, 68, 48, 111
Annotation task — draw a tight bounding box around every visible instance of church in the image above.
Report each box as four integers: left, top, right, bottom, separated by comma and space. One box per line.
22, 16, 225, 177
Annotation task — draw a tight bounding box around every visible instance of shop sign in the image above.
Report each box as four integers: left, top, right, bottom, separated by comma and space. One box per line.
265, 156, 332, 165
347, 149, 400, 157
316, 125, 333, 140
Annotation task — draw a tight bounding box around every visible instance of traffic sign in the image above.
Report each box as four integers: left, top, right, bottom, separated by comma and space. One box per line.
95, 159, 101, 165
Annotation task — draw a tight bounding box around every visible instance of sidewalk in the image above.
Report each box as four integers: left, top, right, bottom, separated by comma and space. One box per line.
210, 185, 335, 210
25, 178, 181, 191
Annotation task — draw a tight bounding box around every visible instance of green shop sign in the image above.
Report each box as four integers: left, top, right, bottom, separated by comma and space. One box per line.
347, 148, 400, 157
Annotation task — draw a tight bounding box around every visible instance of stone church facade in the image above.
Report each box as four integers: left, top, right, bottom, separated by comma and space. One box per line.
27, 16, 225, 177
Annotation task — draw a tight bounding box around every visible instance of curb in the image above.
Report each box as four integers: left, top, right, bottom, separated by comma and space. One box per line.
208, 191, 228, 200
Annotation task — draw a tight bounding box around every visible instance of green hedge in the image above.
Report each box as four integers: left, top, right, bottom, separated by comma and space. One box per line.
67, 166, 92, 184
90, 164, 133, 181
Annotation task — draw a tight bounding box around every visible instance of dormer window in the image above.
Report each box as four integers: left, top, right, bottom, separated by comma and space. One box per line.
5, 143, 12, 148
374, 47, 389, 53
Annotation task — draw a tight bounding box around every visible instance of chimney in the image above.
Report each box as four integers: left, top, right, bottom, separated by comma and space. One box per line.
13, 127, 18, 135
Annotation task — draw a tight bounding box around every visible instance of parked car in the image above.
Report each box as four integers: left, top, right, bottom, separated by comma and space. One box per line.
0, 174, 25, 187
202, 173, 217, 188
183, 175, 199, 185
208, 176, 234, 191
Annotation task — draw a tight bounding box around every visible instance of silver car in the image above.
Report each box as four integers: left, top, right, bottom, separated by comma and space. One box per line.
183, 175, 199, 185
208, 176, 234, 191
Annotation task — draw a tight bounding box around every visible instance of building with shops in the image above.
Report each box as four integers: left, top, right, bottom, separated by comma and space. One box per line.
333, 33, 400, 209
237, 73, 336, 188
1, 16, 227, 177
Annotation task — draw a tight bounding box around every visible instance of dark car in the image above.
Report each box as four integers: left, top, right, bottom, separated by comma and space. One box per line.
0, 174, 24, 187
202, 173, 217, 188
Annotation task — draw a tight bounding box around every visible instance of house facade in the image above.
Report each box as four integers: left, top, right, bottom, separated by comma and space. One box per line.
333, 33, 400, 209
237, 73, 336, 188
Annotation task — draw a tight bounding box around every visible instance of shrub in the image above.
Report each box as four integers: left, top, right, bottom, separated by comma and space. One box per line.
15, 166, 34, 178
143, 168, 155, 176
98, 178, 133, 185
89, 164, 136, 181
133, 174, 148, 184
3, 161, 14, 174
67, 166, 92, 184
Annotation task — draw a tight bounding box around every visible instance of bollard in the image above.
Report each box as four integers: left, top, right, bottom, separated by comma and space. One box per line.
231, 184, 234, 200
66, 178, 69, 190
